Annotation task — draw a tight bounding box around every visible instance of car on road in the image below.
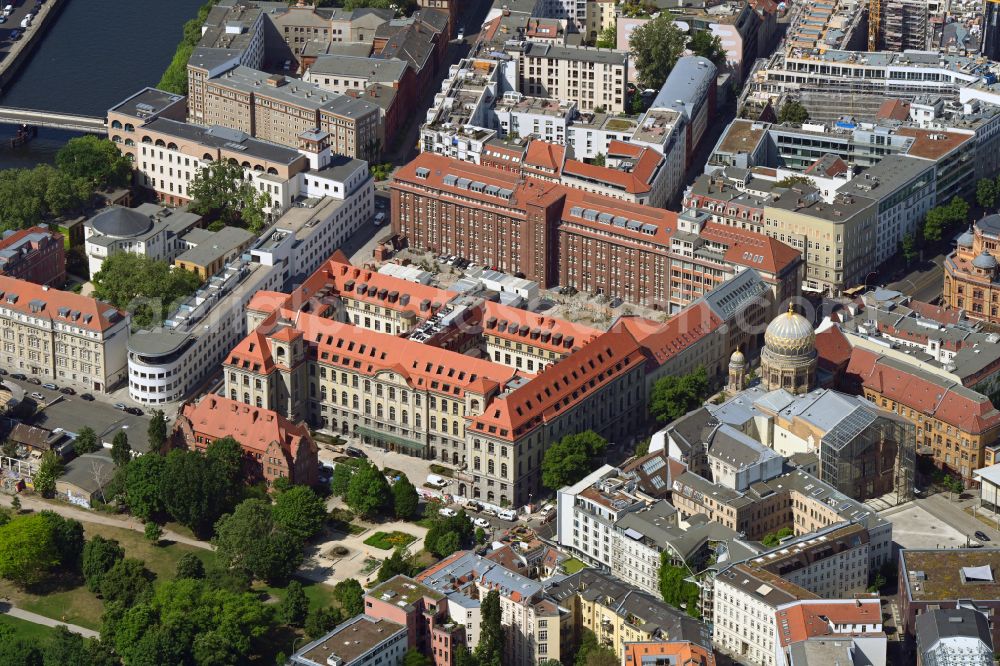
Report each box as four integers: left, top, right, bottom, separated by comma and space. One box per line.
426, 474, 448, 489
473, 517, 490, 528
976, 530, 991, 542
26, 377, 40, 385
345, 445, 366, 458
457, 28, 464, 40
480, 507, 497, 518
463, 500, 481, 512
114, 403, 127, 411
497, 509, 517, 521
10, 30, 22, 41
373, 212, 386, 226
126, 407, 143, 416
80, 393, 95, 401
42, 383, 57, 390
10, 373, 25, 380
59, 387, 75, 395
29, 392, 44, 401
439, 507, 458, 518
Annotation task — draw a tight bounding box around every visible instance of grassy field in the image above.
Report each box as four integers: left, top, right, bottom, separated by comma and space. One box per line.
0, 613, 61, 643
363, 531, 416, 550
0, 520, 216, 631
562, 558, 588, 574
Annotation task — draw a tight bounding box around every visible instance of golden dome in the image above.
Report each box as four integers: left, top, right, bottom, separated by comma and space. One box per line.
730, 349, 746, 365
764, 305, 816, 357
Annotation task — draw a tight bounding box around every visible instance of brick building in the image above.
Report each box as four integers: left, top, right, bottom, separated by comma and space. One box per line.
175, 394, 318, 486
364, 576, 463, 666
0, 227, 65, 286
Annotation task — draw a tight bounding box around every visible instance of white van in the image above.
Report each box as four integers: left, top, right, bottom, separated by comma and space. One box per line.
497, 508, 517, 521
3, 6, 13, 17
425, 474, 448, 489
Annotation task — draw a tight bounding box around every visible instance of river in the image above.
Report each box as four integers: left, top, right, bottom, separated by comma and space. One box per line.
0, 0, 204, 169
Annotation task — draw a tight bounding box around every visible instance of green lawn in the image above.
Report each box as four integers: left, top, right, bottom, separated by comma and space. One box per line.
0, 520, 216, 631
363, 531, 416, 550
563, 558, 588, 574
0, 613, 61, 643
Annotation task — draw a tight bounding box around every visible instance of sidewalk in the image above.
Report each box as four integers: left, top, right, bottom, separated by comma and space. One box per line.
0, 601, 99, 639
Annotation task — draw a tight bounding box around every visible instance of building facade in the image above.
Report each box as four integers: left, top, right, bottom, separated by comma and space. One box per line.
0, 227, 65, 287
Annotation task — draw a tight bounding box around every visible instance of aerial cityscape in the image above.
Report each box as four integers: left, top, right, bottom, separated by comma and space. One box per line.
5, 0, 1000, 664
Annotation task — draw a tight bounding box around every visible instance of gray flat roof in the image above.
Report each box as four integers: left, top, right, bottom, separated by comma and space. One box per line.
142, 117, 302, 165
174, 226, 254, 268
839, 154, 935, 201
210, 66, 377, 119
514, 41, 628, 66
308, 54, 408, 81
109, 87, 185, 120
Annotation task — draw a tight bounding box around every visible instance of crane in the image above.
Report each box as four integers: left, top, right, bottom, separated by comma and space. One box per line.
868, 0, 880, 51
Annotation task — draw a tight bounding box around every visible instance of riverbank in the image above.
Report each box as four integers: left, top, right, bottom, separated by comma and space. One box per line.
0, 0, 67, 94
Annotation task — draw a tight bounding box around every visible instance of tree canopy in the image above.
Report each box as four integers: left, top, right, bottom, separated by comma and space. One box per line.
541, 430, 608, 490
778, 100, 810, 125
83, 535, 125, 593
0, 513, 61, 587
658, 553, 701, 618
333, 578, 365, 617
392, 475, 419, 520
111, 431, 132, 468
346, 459, 391, 518
272, 485, 327, 541
923, 196, 970, 242
629, 14, 687, 89
687, 30, 726, 65
650, 366, 709, 423
476, 589, 504, 666
148, 410, 168, 452
73, 426, 100, 456
424, 511, 475, 557
56, 135, 132, 191
188, 161, 272, 234
123, 453, 166, 521
92, 253, 201, 329
159, 448, 234, 537
33, 451, 63, 498
212, 499, 303, 583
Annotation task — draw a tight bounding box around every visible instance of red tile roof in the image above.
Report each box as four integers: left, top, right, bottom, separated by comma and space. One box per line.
523, 139, 565, 173
701, 222, 802, 275
906, 299, 963, 326
181, 394, 313, 460
612, 306, 719, 367
560, 188, 677, 246
775, 599, 882, 648
815, 325, 853, 371
482, 301, 600, 355
0, 275, 125, 333
562, 141, 663, 195
623, 642, 716, 666
469, 327, 646, 440
846, 347, 1000, 434
876, 98, 911, 121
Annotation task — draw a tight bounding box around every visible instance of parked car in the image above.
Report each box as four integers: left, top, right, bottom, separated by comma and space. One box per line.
439, 507, 458, 518
114, 403, 127, 411
29, 392, 44, 401
10, 30, 22, 40
26, 377, 40, 385
41, 383, 57, 390
463, 499, 482, 512
10, 373, 26, 380
126, 407, 143, 416
345, 446, 366, 458
80, 393, 95, 401
59, 387, 75, 395
0, 368, 7, 375
976, 530, 991, 542
426, 474, 448, 489
473, 517, 491, 528
0, 17, 7, 24
373, 212, 386, 226
497, 509, 517, 521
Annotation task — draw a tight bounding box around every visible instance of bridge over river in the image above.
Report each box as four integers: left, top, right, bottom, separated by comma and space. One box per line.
0, 107, 105, 133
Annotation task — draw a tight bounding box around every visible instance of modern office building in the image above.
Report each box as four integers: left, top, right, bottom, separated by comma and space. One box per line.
289, 616, 407, 666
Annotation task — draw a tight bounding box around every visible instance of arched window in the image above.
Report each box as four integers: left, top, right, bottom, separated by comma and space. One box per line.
415, 413, 422, 428
276, 347, 286, 358
488, 460, 495, 475
111, 135, 122, 143
389, 407, 396, 421
352, 395, 359, 409
376, 403, 384, 418
474, 457, 481, 470
167, 142, 178, 150
341, 391, 348, 406
243, 392, 250, 404
230, 389, 237, 400
124, 123, 135, 132
154, 139, 166, 147
470, 399, 480, 411
441, 418, 448, 433
241, 161, 251, 169
320, 386, 327, 400
487, 491, 495, 502
203, 153, 213, 161
267, 167, 278, 175
452, 421, 459, 436
500, 463, 507, 478
364, 399, 371, 415
124, 138, 135, 146
253, 164, 264, 171
364, 380, 371, 392
111, 120, 122, 129
402, 410, 408, 425
389, 387, 396, 401
376, 384, 383, 397
255, 396, 262, 407
141, 136, 152, 144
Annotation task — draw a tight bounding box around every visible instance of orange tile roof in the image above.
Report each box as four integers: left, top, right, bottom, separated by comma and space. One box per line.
701, 222, 802, 275
562, 143, 664, 195
623, 641, 716, 666
815, 325, 853, 371
524, 139, 565, 173
482, 301, 601, 354
612, 306, 719, 367
898, 127, 973, 161
181, 394, 313, 459
876, 98, 911, 121
470, 327, 646, 440
775, 599, 882, 648
0, 275, 125, 333
846, 347, 1000, 434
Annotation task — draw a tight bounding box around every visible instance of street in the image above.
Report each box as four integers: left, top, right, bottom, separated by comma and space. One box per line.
880, 493, 1000, 550
885, 251, 946, 304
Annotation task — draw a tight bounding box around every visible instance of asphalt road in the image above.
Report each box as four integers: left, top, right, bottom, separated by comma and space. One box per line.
885, 251, 946, 304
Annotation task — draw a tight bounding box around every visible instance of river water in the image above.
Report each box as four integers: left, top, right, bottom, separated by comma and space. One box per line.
0, 0, 204, 169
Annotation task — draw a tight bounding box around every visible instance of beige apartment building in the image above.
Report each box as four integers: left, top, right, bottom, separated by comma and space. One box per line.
506, 42, 628, 113
0, 276, 129, 392
200, 66, 382, 161
762, 184, 877, 295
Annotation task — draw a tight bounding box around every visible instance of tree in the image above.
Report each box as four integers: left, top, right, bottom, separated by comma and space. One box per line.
176, 552, 206, 580
584, 648, 619, 666
145, 521, 163, 544
454, 645, 478, 666
687, 30, 726, 66
346, 459, 391, 518
56, 135, 132, 191
99, 558, 154, 606
83, 535, 125, 592
761, 526, 794, 547
213, 499, 303, 583
595, 22, 616, 48
148, 410, 168, 452
0, 624, 43, 666
39, 511, 85, 572
33, 450, 63, 498
305, 606, 343, 639
392, 475, 419, 520
650, 366, 709, 423
188, 161, 272, 234
901, 233, 918, 267
404, 648, 433, 666
273, 485, 327, 541
923, 206, 948, 242
424, 511, 476, 557
43, 625, 95, 666
775, 175, 815, 188
592, 152, 606, 167
778, 100, 810, 125
159, 449, 230, 536
9, 496, 19, 513
111, 431, 131, 468
377, 548, 416, 583
0, 513, 61, 587
658, 554, 701, 618
476, 589, 504, 666
45, 169, 90, 217
124, 453, 166, 521
978, 178, 999, 209
73, 426, 100, 456
333, 578, 365, 617
629, 14, 687, 89
92, 253, 201, 329
541, 431, 608, 490
331, 459, 358, 497
279, 579, 310, 627
475, 527, 487, 544
206, 436, 246, 508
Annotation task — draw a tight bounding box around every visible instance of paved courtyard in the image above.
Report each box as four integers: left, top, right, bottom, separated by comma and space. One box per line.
880, 502, 972, 550
301, 519, 428, 588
